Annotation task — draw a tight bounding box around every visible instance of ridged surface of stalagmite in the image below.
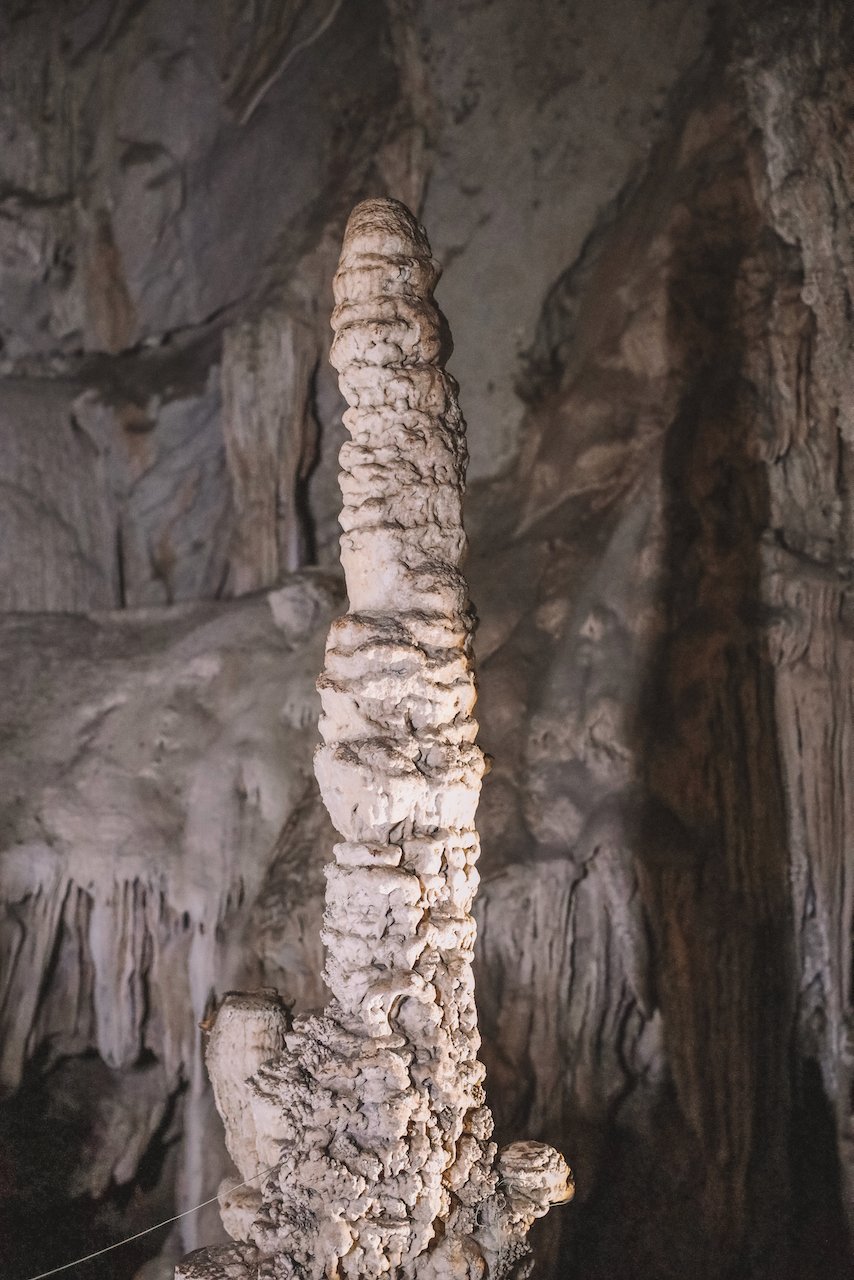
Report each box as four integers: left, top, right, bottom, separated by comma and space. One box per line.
177, 198, 572, 1280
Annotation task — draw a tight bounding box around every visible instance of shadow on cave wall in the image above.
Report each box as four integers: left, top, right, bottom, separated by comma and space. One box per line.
1, 1051, 180, 1280
632, 131, 793, 1279
523, 41, 854, 1280
625, 73, 852, 1280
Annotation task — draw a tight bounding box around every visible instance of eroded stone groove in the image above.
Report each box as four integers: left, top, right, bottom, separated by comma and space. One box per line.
178, 198, 572, 1280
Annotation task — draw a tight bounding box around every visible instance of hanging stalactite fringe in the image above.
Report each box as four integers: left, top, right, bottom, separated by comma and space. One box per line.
19, 1162, 282, 1280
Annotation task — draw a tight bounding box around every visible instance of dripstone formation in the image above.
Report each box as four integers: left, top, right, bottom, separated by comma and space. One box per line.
177, 198, 573, 1280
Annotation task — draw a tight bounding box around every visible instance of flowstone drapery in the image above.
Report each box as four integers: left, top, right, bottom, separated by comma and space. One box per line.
177, 198, 573, 1280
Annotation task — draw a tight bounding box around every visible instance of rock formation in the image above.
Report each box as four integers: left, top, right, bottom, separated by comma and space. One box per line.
177, 199, 573, 1280
3, 5, 854, 1280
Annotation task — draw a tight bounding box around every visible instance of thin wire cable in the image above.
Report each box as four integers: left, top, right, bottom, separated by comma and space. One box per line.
21, 1162, 280, 1280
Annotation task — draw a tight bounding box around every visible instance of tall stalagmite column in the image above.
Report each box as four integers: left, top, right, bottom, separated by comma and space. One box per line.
178, 198, 572, 1280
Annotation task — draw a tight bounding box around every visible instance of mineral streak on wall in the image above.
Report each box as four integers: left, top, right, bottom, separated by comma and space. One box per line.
177, 199, 572, 1280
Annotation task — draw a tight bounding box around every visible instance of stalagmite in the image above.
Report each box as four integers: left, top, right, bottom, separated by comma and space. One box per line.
177, 197, 573, 1280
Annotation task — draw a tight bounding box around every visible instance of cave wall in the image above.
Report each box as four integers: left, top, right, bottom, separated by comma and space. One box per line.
1, 2, 852, 1277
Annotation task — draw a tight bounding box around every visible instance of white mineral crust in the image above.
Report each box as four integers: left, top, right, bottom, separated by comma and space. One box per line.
177, 198, 573, 1280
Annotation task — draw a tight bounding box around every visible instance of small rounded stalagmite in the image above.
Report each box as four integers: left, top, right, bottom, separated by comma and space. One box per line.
177, 198, 572, 1280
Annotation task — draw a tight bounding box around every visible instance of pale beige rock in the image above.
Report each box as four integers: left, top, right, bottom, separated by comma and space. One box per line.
205, 991, 291, 1240
0, 591, 336, 1254
180, 199, 572, 1280
222, 311, 318, 590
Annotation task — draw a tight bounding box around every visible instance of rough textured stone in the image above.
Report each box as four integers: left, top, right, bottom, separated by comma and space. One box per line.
0, 579, 340, 1257
3, 3, 854, 1280
222, 310, 318, 591
0, 0, 709, 595
0, 377, 119, 611
183, 197, 573, 1280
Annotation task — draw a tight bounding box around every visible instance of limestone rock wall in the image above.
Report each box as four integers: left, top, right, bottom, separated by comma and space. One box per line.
1, 3, 853, 1279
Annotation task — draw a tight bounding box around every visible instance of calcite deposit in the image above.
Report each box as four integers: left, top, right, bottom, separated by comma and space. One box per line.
178, 198, 572, 1280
